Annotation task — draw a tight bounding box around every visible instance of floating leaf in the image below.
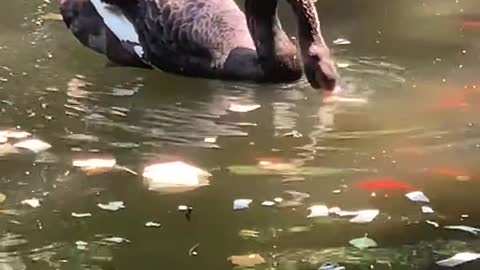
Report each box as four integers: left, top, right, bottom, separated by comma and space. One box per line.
405, 191, 430, 203
444, 225, 480, 235
21, 198, 41, 208
0, 193, 6, 204
228, 254, 266, 267
234, 199, 253, 210
97, 201, 125, 211
143, 161, 211, 193
228, 103, 261, 113
14, 139, 51, 153
349, 209, 380, 224
349, 236, 378, 250
436, 252, 480, 267
307, 205, 329, 218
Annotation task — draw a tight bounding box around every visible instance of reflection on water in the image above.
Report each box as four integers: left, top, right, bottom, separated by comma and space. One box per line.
1, 0, 480, 269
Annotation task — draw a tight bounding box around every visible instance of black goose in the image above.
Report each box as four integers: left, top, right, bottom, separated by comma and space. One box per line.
60, 0, 339, 90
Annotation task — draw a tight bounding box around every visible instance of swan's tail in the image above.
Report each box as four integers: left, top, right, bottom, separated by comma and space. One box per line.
60, 0, 150, 68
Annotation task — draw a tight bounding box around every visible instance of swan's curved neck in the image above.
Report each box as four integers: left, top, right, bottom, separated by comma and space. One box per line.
244, 0, 302, 80
245, 0, 329, 80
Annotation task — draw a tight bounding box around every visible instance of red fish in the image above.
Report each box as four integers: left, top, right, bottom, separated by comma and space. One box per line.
356, 178, 413, 192
426, 168, 470, 178
463, 21, 480, 30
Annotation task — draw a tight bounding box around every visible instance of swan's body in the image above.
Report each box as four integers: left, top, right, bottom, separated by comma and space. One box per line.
60, 0, 338, 90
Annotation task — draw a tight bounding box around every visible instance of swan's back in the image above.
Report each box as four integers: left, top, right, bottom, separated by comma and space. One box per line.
134, 0, 256, 73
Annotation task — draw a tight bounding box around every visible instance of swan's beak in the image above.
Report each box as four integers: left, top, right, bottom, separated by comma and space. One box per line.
303, 46, 339, 91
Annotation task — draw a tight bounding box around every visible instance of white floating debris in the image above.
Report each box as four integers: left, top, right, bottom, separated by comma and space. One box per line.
0, 130, 31, 139
234, 199, 253, 210
329, 207, 359, 217
349, 236, 378, 250
21, 198, 41, 208
336, 62, 351, 68
436, 252, 480, 267
261, 201, 275, 207
178, 205, 192, 212
103, 237, 130, 244
421, 206, 435, 214
14, 139, 51, 153
228, 254, 266, 267
97, 201, 125, 211
227, 103, 261, 113
333, 38, 352, 45
75, 241, 88, 250
405, 191, 430, 203
145, 221, 162, 228
73, 158, 116, 169
273, 197, 284, 203
0, 136, 6, 144
143, 161, 211, 193
204, 137, 217, 143
426, 220, 440, 228
71, 212, 92, 218
307, 205, 329, 218
349, 209, 380, 224
444, 225, 480, 235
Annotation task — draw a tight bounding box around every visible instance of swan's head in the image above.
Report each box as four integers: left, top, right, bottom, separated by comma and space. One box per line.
302, 43, 338, 91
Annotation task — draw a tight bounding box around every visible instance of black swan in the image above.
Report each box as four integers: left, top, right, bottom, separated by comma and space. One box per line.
60, 0, 339, 90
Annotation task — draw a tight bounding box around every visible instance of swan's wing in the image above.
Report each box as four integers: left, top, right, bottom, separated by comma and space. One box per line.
135, 0, 248, 70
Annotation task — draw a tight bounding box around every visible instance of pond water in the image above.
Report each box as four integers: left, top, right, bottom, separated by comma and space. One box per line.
1, 0, 480, 269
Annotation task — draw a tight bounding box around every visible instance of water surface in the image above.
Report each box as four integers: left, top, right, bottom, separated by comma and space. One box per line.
1, 0, 480, 269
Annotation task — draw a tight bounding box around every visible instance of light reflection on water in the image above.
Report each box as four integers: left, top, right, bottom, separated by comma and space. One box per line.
1, 0, 480, 269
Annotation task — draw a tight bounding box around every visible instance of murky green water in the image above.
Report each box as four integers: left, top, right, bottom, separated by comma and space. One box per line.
1, 0, 480, 269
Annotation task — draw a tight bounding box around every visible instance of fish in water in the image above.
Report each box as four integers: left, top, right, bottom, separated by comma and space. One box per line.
59, 0, 339, 90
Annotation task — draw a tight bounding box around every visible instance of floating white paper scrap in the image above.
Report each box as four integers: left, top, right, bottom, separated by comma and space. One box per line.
71, 212, 92, 218
405, 191, 430, 203
261, 201, 275, 207
14, 139, 51, 153
97, 201, 125, 211
436, 252, 480, 267
444, 225, 480, 235
143, 161, 211, 190
349, 236, 378, 250
426, 220, 440, 228
145, 222, 161, 228
307, 205, 329, 218
0, 130, 31, 139
228, 103, 261, 113
273, 197, 284, 203
103, 237, 130, 244
234, 199, 253, 210
178, 205, 192, 212
73, 158, 116, 169
421, 206, 434, 214
75, 241, 88, 250
21, 198, 41, 208
349, 209, 380, 224
333, 38, 352, 45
